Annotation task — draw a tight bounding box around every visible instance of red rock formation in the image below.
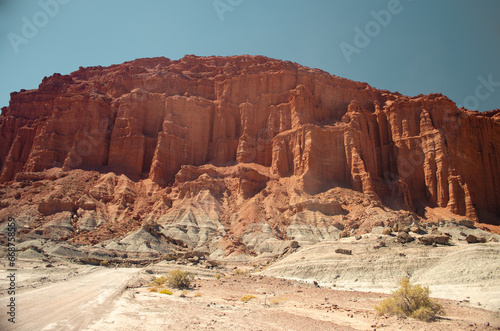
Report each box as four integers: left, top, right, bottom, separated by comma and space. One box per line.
0, 55, 499, 224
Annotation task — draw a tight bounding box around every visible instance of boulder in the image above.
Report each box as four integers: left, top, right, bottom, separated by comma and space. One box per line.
466, 234, 486, 244
396, 232, 415, 244
418, 234, 451, 246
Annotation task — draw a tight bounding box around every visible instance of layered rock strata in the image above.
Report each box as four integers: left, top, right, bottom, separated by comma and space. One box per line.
0, 55, 499, 224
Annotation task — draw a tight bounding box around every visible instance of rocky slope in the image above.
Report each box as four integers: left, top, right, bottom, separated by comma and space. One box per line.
261, 225, 500, 310
0, 55, 499, 259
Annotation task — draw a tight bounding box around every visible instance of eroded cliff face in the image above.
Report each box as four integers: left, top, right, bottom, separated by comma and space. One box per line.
0, 55, 499, 225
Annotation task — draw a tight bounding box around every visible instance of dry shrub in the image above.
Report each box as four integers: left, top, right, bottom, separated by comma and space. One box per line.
240, 295, 256, 303
166, 269, 193, 289
159, 289, 173, 295
375, 278, 444, 322
270, 297, 288, 305
233, 268, 245, 275
153, 276, 166, 285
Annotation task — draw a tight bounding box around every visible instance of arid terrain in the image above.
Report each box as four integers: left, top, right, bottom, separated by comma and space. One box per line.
1, 247, 499, 331
1, 219, 500, 330
0, 55, 499, 330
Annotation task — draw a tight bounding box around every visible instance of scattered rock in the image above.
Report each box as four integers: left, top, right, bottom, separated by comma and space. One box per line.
335, 248, 352, 255
458, 219, 476, 228
466, 234, 486, 244
382, 228, 392, 235
399, 226, 410, 234
418, 234, 450, 246
409, 224, 421, 234
339, 230, 350, 239
187, 256, 199, 263
396, 232, 415, 243
205, 260, 218, 267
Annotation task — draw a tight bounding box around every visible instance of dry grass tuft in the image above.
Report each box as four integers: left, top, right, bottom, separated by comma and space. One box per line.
240, 294, 256, 303
159, 289, 173, 295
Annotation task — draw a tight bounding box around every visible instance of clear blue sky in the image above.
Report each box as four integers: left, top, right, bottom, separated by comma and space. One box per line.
1, 0, 499, 111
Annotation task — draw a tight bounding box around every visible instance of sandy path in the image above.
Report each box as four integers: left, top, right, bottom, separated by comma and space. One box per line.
0, 267, 139, 331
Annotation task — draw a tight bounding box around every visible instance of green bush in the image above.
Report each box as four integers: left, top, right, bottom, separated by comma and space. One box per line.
375, 278, 444, 322
166, 269, 193, 289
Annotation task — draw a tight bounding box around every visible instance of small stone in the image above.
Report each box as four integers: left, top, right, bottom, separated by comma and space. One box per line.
335, 248, 352, 255
382, 228, 392, 235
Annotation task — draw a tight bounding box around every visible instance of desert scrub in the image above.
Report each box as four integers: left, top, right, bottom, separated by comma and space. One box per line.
214, 273, 222, 280
240, 295, 256, 303
375, 278, 444, 322
100, 260, 110, 267
166, 269, 193, 289
270, 297, 288, 305
158, 289, 173, 295
153, 276, 166, 285
149, 287, 159, 293
233, 268, 245, 275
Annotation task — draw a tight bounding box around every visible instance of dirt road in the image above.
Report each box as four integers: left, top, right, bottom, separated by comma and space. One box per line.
0, 267, 139, 331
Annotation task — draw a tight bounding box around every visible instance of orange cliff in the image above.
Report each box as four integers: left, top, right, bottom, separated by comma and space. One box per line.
0, 55, 499, 224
